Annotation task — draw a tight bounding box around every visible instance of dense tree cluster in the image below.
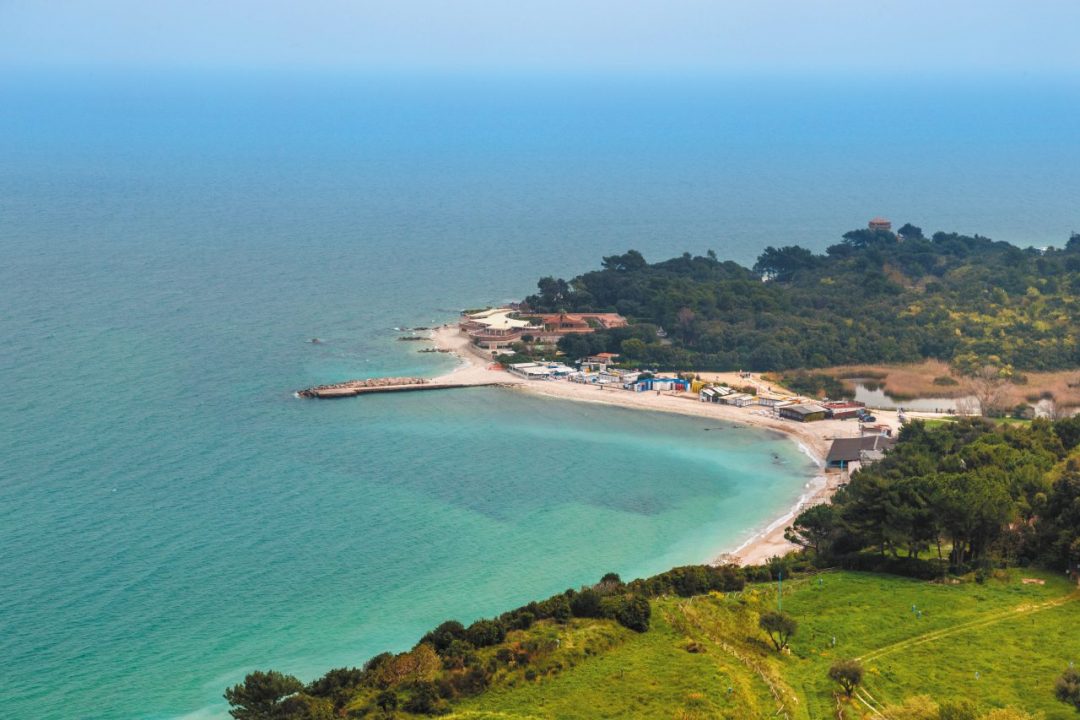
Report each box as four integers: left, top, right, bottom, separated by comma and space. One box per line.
624, 563, 745, 597
524, 229, 1080, 372
787, 417, 1080, 573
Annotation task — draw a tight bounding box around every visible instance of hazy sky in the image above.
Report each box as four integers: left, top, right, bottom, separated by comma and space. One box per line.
2, 0, 1079, 74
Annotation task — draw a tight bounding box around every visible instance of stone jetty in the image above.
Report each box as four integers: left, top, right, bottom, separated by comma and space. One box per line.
297, 377, 427, 398
296, 376, 504, 399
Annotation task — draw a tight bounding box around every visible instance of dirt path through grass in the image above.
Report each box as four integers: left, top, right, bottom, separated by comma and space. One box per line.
669, 602, 797, 719
857, 590, 1079, 665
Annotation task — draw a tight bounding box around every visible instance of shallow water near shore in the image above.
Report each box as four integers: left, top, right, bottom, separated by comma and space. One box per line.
3, 73, 1080, 719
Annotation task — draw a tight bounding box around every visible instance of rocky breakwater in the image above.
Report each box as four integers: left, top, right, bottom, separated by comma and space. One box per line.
297, 377, 429, 399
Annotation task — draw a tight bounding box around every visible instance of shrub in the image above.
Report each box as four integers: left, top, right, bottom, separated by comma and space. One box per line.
439, 639, 476, 670
306, 667, 365, 710
505, 611, 535, 630
465, 619, 505, 648
982, 709, 1037, 720
570, 588, 606, 618
885, 695, 939, 720
1011, 403, 1033, 420
377, 644, 441, 687
613, 595, 651, 632
599, 572, 623, 587
938, 700, 979, 720
402, 681, 446, 715
827, 658, 863, 696
1057, 667, 1080, 711
537, 594, 572, 623
452, 666, 490, 696
280, 695, 333, 719
743, 565, 773, 583
421, 621, 466, 653
374, 690, 398, 713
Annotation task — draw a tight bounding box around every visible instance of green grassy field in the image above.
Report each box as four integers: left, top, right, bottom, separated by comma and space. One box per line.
449, 569, 1080, 720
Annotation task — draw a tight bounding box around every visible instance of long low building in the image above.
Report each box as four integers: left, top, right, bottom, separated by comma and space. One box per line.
507, 362, 574, 379
632, 377, 690, 392
825, 434, 897, 468
778, 403, 828, 422
535, 312, 628, 334
823, 400, 866, 420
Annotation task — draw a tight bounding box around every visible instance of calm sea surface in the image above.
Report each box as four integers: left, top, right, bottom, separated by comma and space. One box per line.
2, 73, 1078, 719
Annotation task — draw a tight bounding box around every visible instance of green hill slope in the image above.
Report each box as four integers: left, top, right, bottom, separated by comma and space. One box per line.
453, 570, 1079, 720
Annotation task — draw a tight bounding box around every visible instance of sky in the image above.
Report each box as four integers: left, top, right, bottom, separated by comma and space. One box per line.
1, 0, 1079, 75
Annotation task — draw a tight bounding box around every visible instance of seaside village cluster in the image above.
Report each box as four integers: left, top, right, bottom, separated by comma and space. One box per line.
458, 307, 898, 471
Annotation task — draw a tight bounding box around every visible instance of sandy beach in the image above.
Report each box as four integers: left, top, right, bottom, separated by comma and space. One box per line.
430, 324, 910, 566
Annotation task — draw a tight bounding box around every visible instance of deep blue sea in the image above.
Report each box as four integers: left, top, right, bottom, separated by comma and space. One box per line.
2, 73, 1078, 719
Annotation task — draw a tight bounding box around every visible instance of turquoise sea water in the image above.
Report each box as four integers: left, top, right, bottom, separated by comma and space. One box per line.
2, 73, 1079, 719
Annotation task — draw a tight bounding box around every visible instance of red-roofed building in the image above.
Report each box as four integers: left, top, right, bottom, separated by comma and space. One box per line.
532, 312, 628, 343
823, 400, 866, 420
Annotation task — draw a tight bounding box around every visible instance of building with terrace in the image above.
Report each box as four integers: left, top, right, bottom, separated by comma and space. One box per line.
459, 308, 540, 350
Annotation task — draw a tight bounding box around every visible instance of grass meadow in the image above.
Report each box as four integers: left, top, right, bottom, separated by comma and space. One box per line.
448, 569, 1080, 719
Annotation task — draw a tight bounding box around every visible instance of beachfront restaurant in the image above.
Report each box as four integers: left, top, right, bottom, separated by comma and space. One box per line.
461, 308, 539, 350
508, 362, 574, 379
507, 362, 553, 379
778, 403, 828, 422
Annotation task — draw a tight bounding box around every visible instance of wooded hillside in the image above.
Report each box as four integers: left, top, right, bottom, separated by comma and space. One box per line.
525, 227, 1080, 372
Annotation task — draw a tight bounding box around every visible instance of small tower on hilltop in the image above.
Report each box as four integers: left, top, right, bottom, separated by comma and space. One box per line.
868, 217, 892, 232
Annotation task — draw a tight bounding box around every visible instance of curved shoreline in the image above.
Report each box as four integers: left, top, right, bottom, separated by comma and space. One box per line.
426, 323, 906, 566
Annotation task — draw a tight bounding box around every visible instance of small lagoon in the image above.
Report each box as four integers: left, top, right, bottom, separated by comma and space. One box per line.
850, 381, 971, 413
